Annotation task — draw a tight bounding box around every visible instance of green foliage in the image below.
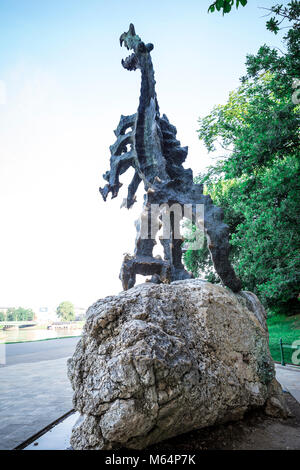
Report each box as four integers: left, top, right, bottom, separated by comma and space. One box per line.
207, 158, 299, 307
267, 313, 300, 363
265, 2, 300, 34
198, 73, 299, 178
208, 0, 247, 15
6, 308, 15, 322
16, 307, 34, 321
56, 301, 75, 321
208, 0, 300, 47
5, 307, 35, 321
0, 312, 5, 321
186, 3, 300, 310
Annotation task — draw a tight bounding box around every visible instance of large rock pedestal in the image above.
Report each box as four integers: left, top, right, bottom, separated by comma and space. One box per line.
67, 280, 288, 450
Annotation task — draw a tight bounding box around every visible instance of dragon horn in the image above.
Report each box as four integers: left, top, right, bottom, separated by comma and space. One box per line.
129, 24, 136, 35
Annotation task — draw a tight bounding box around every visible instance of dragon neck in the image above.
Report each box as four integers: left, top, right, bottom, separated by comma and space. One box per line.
134, 53, 168, 185
137, 54, 159, 116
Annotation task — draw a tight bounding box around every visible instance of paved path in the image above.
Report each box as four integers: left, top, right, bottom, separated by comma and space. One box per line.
25, 364, 300, 451
0, 337, 80, 450
275, 363, 300, 404
0, 338, 298, 451
3, 337, 79, 366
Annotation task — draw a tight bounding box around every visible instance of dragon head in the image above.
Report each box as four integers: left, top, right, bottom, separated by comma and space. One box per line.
120, 23, 154, 71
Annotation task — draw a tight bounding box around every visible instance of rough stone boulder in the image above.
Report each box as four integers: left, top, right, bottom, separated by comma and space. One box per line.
67, 280, 288, 450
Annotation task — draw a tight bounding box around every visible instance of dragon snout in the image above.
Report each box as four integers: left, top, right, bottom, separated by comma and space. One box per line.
122, 53, 138, 71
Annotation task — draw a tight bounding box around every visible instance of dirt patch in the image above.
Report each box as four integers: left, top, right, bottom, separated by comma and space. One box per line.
149, 392, 300, 450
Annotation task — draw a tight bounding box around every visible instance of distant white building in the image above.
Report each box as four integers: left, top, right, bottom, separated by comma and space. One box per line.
34, 306, 58, 324
35, 305, 87, 323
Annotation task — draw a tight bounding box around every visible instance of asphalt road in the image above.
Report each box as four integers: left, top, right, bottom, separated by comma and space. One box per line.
3, 337, 80, 367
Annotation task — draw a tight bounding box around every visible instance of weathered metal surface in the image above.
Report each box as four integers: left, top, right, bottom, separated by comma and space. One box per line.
100, 24, 241, 292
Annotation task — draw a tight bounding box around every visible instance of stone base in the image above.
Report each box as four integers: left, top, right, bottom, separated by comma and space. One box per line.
68, 280, 288, 450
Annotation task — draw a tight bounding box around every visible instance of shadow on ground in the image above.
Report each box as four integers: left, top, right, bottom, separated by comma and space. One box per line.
148, 393, 300, 451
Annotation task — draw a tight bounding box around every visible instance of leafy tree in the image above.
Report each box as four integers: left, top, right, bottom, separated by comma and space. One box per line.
208, 1, 300, 38
185, 155, 300, 308
0, 312, 5, 321
6, 308, 17, 321
5, 307, 35, 321
185, 2, 300, 311
15, 307, 35, 321
198, 73, 299, 177
208, 0, 247, 15
56, 301, 75, 321
208, 0, 248, 15
262, 2, 300, 35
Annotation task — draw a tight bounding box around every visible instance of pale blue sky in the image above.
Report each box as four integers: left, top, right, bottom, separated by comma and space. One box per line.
0, 0, 286, 309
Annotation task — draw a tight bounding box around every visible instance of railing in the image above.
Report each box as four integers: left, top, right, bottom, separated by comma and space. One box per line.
0, 321, 37, 330
279, 338, 300, 366
0, 321, 36, 326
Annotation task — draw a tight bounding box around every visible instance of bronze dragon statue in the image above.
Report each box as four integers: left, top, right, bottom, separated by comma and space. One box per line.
100, 24, 241, 293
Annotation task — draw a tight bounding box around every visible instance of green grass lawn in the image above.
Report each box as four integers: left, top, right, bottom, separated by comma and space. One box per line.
267, 313, 300, 364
